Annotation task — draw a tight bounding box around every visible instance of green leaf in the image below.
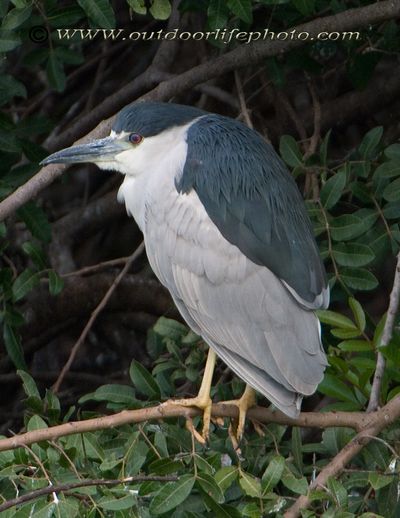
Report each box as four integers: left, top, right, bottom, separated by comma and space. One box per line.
358, 126, 383, 159
207, 0, 229, 29
3, 324, 26, 370
316, 310, 356, 330
383, 177, 400, 202
149, 474, 195, 515
129, 360, 161, 399
348, 297, 366, 332
79, 384, 136, 405
320, 170, 346, 210
48, 270, 64, 296
215, 466, 238, 492
292, 427, 303, 474
281, 473, 308, 495
327, 477, 348, 508
196, 473, 224, 503
368, 472, 393, 490
77, 0, 115, 27
374, 160, 400, 179
383, 202, 400, 220
0, 30, 21, 52
0, 75, 26, 106
331, 327, 362, 339
318, 374, 360, 405
98, 494, 136, 511
149, 0, 171, 19
239, 471, 261, 497
341, 268, 378, 291
292, 0, 315, 15
332, 242, 374, 267
384, 144, 400, 160
127, 0, 147, 15
279, 135, 303, 168
12, 268, 40, 302
17, 202, 51, 242
2, 5, 32, 30
46, 53, 66, 92
27, 414, 48, 432
320, 129, 331, 166
18, 370, 40, 399
22, 242, 47, 269
261, 455, 285, 494
153, 317, 188, 341
227, 0, 252, 23
330, 215, 365, 241
338, 340, 372, 352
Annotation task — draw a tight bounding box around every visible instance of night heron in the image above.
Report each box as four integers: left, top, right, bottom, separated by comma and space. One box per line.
42, 102, 329, 440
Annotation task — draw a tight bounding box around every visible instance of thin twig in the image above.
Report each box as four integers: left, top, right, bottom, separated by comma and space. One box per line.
61, 256, 131, 278
0, 475, 178, 512
304, 78, 321, 200
367, 252, 400, 412
52, 243, 145, 394
234, 71, 253, 128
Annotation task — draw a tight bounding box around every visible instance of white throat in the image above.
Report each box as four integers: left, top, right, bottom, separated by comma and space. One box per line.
116, 120, 197, 231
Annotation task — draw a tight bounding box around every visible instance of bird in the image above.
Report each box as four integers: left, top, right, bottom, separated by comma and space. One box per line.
41, 101, 329, 441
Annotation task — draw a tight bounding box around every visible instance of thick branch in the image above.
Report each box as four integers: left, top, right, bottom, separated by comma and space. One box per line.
284, 391, 400, 517
0, 0, 398, 221
0, 400, 386, 453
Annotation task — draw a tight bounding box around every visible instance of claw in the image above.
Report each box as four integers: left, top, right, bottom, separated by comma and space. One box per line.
220, 385, 256, 442
164, 348, 216, 443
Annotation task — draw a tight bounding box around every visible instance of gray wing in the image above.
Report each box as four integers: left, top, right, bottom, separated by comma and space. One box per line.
176, 115, 329, 310
144, 188, 327, 418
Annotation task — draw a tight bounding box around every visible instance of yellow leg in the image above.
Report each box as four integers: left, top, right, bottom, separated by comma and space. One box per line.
221, 385, 256, 442
165, 348, 216, 442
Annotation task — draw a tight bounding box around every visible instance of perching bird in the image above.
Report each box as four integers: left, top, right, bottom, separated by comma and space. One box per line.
42, 101, 329, 440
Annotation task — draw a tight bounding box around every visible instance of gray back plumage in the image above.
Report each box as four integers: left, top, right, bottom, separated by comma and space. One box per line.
176, 114, 327, 307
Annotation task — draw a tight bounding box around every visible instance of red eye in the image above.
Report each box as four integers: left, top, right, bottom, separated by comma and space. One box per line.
128, 133, 143, 144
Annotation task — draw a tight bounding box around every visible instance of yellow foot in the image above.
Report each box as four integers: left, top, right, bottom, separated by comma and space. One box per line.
164, 394, 212, 444
220, 385, 256, 443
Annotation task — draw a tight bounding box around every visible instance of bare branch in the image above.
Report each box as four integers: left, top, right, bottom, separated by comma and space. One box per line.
0, 0, 398, 221
367, 252, 400, 412
284, 391, 400, 517
52, 243, 145, 393
0, 399, 391, 453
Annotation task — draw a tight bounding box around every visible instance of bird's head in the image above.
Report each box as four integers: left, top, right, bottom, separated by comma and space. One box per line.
41, 102, 206, 176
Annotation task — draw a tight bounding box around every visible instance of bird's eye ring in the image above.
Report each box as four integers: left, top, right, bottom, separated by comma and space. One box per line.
128, 133, 143, 144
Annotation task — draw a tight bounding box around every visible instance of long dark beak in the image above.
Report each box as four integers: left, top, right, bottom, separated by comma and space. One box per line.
40, 137, 130, 166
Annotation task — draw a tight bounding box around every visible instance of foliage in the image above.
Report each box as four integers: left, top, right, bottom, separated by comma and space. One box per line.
0, 318, 396, 517
0, 0, 399, 516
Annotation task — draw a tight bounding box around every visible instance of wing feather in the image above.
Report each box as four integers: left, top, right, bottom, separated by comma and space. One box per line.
144, 187, 327, 416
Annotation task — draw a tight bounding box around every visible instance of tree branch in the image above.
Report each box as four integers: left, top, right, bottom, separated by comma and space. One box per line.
0, 0, 398, 221
0, 398, 394, 453
284, 391, 400, 517
367, 252, 400, 412
0, 475, 178, 513
52, 243, 145, 394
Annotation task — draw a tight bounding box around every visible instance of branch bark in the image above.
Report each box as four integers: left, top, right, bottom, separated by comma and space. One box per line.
0, 399, 392, 452
367, 252, 400, 411
0, 0, 398, 221
284, 391, 400, 517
